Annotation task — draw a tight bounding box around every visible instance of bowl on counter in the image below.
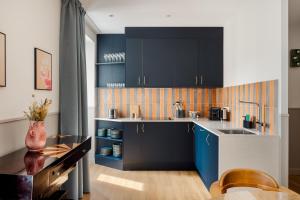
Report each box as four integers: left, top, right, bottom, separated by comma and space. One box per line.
189, 111, 201, 119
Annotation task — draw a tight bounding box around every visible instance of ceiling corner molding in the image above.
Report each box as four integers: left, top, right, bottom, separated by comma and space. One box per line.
86, 14, 101, 34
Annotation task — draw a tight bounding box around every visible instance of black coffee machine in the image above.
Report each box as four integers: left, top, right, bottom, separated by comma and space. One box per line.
209, 107, 221, 120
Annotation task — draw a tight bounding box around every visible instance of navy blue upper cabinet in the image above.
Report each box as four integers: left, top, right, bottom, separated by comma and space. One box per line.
125, 27, 223, 88
126, 38, 198, 87
172, 39, 198, 87
143, 39, 198, 87
198, 29, 223, 88
125, 39, 143, 87
142, 39, 175, 87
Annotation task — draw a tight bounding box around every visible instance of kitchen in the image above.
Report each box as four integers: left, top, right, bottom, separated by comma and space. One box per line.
0, 0, 296, 199
93, 27, 281, 197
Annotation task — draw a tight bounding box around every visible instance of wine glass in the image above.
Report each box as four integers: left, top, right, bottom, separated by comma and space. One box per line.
104, 54, 108, 62
112, 54, 117, 63
121, 52, 125, 62
107, 54, 113, 63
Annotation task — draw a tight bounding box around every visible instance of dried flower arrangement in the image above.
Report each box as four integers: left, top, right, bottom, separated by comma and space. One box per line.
24, 96, 52, 121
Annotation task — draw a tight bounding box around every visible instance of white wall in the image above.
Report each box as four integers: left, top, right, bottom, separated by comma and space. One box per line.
86, 34, 96, 162
223, 0, 282, 87
289, 0, 300, 108
222, 1, 289, 185
86, 36, 95, 108
0, 0, 60, 120
0, 114, 59, 156
85, 19, 98, 163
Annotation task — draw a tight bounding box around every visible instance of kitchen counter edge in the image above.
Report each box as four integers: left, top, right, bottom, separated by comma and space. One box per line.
95, 117, 277, 137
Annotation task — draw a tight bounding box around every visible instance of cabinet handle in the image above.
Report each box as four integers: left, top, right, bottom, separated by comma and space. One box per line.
136, 124, 139, 134
200, 75, 203, 85
206, 134, 210, 146
192, 125, 195, 133
143, 75, 146, 86
187, 123, 190, 133
138, 76, 141, 85
199, 128, 205, 132
195, 76, 198, 86
141, 123, 145, 133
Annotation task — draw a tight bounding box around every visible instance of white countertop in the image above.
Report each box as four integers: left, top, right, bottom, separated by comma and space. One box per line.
95, 117, 276, 137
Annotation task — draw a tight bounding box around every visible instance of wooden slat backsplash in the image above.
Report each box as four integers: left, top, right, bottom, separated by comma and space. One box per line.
213, 80, 278, 134
97, 80, 278, 134
97, 88, 213, 119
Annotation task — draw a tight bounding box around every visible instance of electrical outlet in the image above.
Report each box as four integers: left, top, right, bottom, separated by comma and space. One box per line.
290, 49, 300, 67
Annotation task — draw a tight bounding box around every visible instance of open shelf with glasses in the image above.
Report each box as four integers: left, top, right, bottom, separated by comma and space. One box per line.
96, 62, 125, 87
96, 34, 126, 88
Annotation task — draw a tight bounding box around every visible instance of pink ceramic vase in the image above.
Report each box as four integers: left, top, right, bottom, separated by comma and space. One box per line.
25, 121, 47, 151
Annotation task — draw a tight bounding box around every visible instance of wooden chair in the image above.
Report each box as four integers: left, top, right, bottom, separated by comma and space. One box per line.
210, 168, 280, 198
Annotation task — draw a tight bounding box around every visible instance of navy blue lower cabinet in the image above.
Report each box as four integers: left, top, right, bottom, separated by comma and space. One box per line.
123, 122, 194, 170
123, 123, 144, 170
194, 124, 219, 190
141, 122, 194, 169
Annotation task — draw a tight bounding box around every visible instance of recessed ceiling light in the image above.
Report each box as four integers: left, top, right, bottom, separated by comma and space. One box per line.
166, 14, 172, 18
108, 14, 114, 18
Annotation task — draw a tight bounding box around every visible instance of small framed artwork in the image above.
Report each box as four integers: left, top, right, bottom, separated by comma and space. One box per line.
0, 32, 6, 87
34, 48, 52, 90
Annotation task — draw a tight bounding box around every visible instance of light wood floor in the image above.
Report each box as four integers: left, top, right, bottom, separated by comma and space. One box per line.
83, 164, 211, 200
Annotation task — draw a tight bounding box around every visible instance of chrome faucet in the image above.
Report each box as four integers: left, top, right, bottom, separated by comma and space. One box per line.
239, 100, 264, 131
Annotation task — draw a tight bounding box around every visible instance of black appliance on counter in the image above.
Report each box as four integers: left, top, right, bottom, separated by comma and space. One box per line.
209, 107, 221, 120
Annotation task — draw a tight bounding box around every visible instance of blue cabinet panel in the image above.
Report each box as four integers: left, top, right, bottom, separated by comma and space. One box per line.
206, 132, 219, 188
194, 124, 219, 190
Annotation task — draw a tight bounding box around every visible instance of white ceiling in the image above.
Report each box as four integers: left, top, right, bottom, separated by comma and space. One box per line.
81, 0, 247, 33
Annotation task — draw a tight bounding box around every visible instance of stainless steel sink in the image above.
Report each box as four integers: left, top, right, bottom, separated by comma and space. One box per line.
218, 129, 256, 135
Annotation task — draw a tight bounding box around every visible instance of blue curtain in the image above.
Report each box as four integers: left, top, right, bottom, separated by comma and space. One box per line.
59, 0, 90, 198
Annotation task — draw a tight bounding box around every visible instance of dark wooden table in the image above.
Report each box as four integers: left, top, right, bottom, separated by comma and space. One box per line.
0, 135, 91, 200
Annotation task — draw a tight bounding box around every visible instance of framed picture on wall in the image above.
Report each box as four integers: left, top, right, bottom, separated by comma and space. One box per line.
34, 48, 52, 90
0, 32, 6, 87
